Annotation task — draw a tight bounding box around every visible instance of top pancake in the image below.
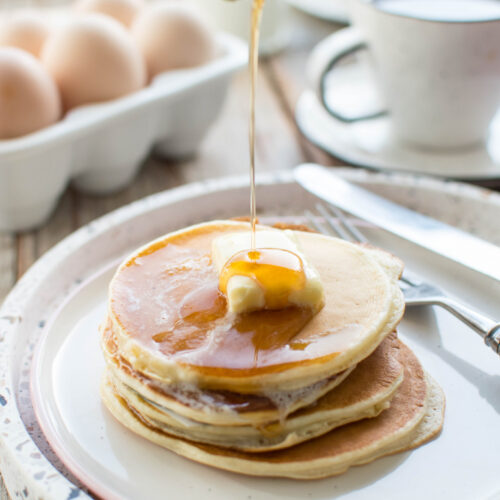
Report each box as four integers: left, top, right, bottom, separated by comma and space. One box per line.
108, 221, 404, 392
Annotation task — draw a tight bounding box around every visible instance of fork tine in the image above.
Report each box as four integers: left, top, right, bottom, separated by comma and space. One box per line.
310, 204, 419, 287
305, 209, 346, 239
304, 210, 328, 234
315, 204, 352, 241
324, 204, 368, 244
306, 208, 347, 240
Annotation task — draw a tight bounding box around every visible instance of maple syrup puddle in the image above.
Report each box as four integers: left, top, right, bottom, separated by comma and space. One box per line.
150, 273, 314, 366
111, 239, 329, 373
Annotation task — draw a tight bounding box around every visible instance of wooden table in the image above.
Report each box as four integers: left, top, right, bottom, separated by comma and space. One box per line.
0, 10, 344, 498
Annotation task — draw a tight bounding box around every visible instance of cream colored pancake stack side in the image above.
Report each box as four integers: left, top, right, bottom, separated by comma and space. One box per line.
104, 335, 404, 451
101, 329, 356, 426
101, 342, 445, 478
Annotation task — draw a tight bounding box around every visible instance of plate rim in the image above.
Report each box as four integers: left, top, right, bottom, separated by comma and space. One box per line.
1, 167, 500, 499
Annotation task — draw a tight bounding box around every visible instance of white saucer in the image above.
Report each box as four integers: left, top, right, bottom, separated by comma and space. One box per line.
1, 170, 497, 499
285, 0, 349, 24
296, 62, 500, 182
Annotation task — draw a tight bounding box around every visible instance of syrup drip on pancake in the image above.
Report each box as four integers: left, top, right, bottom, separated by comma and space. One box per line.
249, 0, 264, 249
219, 248, 307, 310
116, 243, 314, 368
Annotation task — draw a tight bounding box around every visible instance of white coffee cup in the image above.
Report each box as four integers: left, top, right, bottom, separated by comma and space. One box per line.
308, 0, 500, 150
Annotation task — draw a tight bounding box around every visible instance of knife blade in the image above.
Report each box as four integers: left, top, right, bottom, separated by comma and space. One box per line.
294, 163, 500, 282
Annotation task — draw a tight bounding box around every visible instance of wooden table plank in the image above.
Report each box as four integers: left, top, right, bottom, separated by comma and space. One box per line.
35, 190, 77, 258
1, 478, 7, 500
0, 235, 15, 303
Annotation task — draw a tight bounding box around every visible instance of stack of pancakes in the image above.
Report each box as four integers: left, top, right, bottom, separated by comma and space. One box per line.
101, 220, 445, 479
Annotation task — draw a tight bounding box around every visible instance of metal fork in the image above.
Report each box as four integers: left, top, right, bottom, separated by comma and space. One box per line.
305, 204, 500, 356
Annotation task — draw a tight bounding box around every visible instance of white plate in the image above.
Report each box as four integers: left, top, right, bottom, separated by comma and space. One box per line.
285, 0, 349, 24
296, 60, 500, 181
1, 169, 500, 500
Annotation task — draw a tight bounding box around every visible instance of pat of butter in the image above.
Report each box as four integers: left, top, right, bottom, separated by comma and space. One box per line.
212, 230, 324, 314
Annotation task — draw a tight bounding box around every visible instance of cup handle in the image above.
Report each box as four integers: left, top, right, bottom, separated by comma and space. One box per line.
307, 27, 388, 123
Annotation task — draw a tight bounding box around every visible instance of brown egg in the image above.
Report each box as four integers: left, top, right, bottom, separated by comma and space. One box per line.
132, 2, 216, 79
0, 47, 61, 139
0, 10, 50, 58
41, 14, 146, 110
74, 0, 143, 28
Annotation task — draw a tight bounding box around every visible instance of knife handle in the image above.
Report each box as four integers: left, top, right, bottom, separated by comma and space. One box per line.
438, 296, 500, 355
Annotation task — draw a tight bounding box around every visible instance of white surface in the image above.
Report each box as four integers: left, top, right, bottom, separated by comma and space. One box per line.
5, 170, 494, 499
296, 85, 500, 179
285, 0, 349, 23
0, 33, 247, 232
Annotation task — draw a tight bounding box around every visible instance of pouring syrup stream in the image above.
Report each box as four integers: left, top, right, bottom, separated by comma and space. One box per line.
249, 0, 265, 249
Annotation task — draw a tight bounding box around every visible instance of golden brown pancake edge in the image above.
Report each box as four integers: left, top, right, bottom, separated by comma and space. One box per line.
104, 333, 404, 451
100, 341, 445, 479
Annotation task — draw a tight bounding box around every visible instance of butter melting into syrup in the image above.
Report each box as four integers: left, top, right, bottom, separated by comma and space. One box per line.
114, 240, 317, 372
219, 248, 306, 310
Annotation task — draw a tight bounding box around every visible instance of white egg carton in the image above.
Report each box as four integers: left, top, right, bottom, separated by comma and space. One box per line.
0, 32, 247, 232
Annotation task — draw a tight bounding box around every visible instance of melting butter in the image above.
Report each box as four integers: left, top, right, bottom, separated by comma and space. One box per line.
212, 230, 325, 314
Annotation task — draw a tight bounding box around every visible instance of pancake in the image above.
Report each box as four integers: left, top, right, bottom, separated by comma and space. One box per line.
107, 220, 405, 392
105, 333, 404, 452
101, 324, 355, 426
101, 341, 445, 478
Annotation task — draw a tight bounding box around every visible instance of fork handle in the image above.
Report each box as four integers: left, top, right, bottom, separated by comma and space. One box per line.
437, 296, 500, 355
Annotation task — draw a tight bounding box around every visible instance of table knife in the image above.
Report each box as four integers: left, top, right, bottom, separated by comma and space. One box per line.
294, 163, 500, 282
